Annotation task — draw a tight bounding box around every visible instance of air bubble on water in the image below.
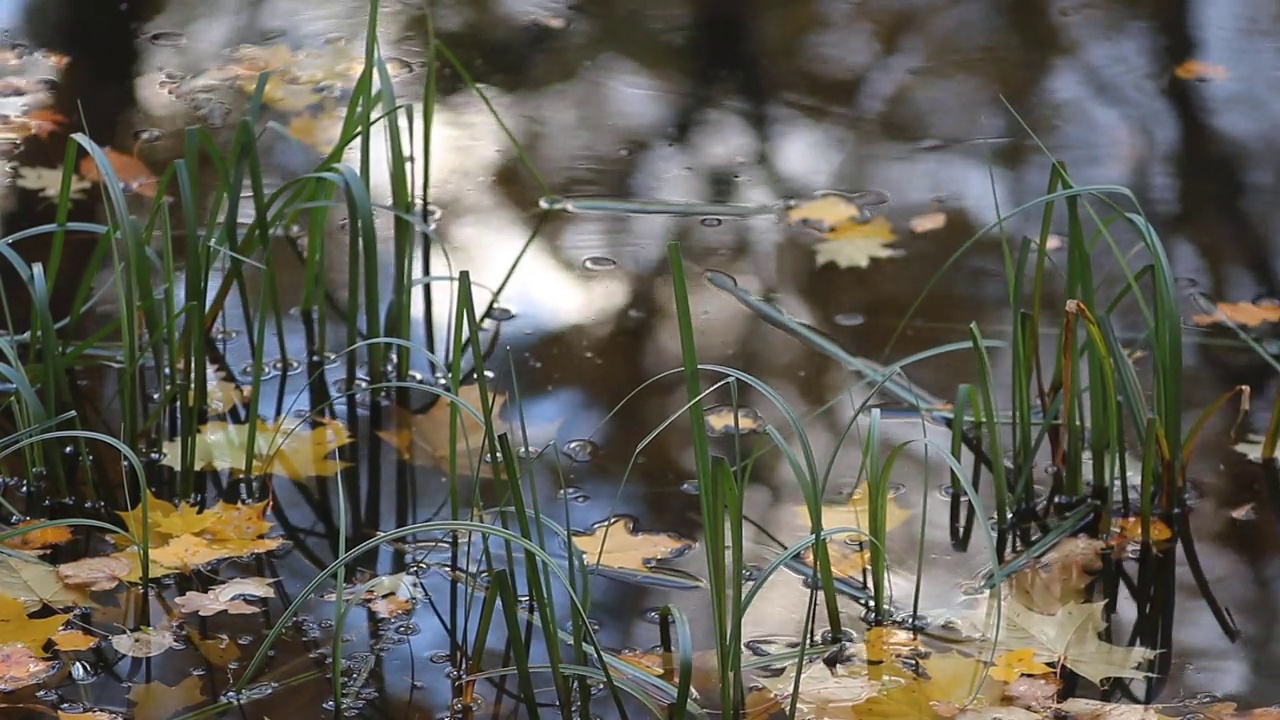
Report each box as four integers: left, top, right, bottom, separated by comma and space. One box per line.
486, 305, 515, 322
515, 445, 541, 460
582, 256, 617, 272
134, 128, 164, 144
679, 479, 699, 495
428, 650, 450, 664
383, 56, 416, 77
833, 312, 865, 327
149, 31, 188, 47
887, 482, 906, 498
700, 217, 724, 228
268, 357, 302, 376
561, 438, 599, 463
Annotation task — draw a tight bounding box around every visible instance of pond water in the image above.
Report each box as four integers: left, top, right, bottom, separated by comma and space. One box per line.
3, 0, 1280, 717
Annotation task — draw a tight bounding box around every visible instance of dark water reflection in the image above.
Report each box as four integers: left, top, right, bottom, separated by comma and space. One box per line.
9, 0, 1280, 715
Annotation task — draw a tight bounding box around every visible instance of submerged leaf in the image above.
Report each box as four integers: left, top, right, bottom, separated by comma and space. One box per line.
571, 516, 691, 572
126, 674, 206, 720
989, 648, 1054, 683
377, 385, 508, 476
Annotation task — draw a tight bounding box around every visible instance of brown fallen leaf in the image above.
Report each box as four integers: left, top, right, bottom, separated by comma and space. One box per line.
0, 643, 56, 691
1012, 535, 1107, 614
369, 594, 413, 619
78, 147, 159, 197
1003, 675, 1061, 711
1190, 300, 1280, 328
571, 516, 692, 572
57, 554, 134, 592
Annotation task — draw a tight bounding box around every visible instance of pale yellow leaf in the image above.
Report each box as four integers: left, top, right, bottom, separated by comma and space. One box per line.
571, 516, 691, 572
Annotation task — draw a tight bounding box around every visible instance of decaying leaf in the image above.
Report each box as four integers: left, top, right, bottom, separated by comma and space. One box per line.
127, 674, 206, 720
813, 217, 904, 269
12, 165, 92, 200
1005, 600, 1156, 685
377, 385, 509, 475
50, 628, 99, 651
1173, 59, 1228, 81
210, 576, 278, 602
0, 643, 56, 691
57, 554, 133, 592
571, 516, 692, 572
369, 595, 414, 619
1057, 698, 1167, 720
0, 593, 66, 653
78, 147, 159, 197
111, 627, 178, 658
757, 655, 879, 716
1002, 675, 1061, 711
1190, 300, 1280, 328
174, 589, 260, 617
2, 519, 73, 551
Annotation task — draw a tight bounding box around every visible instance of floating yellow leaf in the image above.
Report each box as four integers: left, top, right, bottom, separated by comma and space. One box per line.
2, 519, 73, 551
155, 503, 216, 537
1173, 59, 1228, 81
1005, 600, 1156, 685
787, 194, 871, 232
863, 626, 922, 664
0, 554, 90, 611
191, 632, 239, 667
377, 385, 507, 475
990, 648, 1055, 683
111, 627, 177, 658
287, 111, 341, 153
813, 217, 903, 269
161, 416, 353, 479
51, 628, 99, 651
851, 653, 995, 720
908, 211, 948, 234
1190, 300, 1280, 328
571, 516, 692, 572
202, 500, 275, 541
127, 674, 206, 720
1109, 517, 1173, 544
0, 593, 65, 653
151, 535, 240, 571
174, 590, 259, 617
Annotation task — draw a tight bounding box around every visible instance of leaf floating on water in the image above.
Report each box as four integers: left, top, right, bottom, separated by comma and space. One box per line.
989, 648, 1055, 683
126, 674, 206, 720
1005, 600, 1156, 685
0, 554, 91, 611
1002, 675, 1061, 712
571, 516, 692, 572
1109, 516, 1173, 544
850, 653, 995, 720
286, 111, 341, 153
703, 404, 765, 436
210, 576, 278, 602
757, 654, 879, 716
110, 626, 178, 658
78, 147, 159, 197
1012, 535, 1107, 614
160, 416, 353, 479
0, 593, 66, 652
12, 165, 92, 200
173, 590, 260, 617
377, 385, 508, 476
57, 555, 133, 592
1173, 59, 1228, 81
1190, 300, 1280, 328
50, 628, 99, 652
787, 194, 871, 233
2, 520, 73, 551
812, 217, 904, 270
369, 594, 414, 619
0, 643, 57, 691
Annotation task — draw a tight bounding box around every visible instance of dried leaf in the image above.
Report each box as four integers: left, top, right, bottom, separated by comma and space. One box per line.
571, 516, 691, 572
174, 590, 260, 617
126, 675, 206, 720
2, 520, 73, 551
50, 628, 99, 651
1190, 300, 1280, 328
0, 643, 56, 691
12, 165, 92, 200
369, 595, 413, 619
1002, 675, 1060, 711
78, 147, 159, 197
210, 576, 277, 602
0, 593, 66, 653
57, 555, 133, 592
111, 627, 178, 658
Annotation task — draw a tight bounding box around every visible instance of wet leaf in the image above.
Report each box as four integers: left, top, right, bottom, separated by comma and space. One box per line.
0, 643, 56, 691
58, 710, 122, 720
851, 653, 996, 720
616, 647, 666, 676
154, 503, 216, 537
1173, 59, 1228, 81
813, 217, 904, 269
377, 385, 508, 475
202, 500, 275, 541
150, 534, 237, 571
174, 590, 259, 617
758, 657, 879, 717
210, 576, 277, 602
1057, 698, 1169, 720
116, 488, 180, 547
1002, 675, 1060, 711
703, 404, 765, 436
25, 109, 68, 139
2, 520, 73, 551
795, 487, 913, 537
127, 675, 206, 720
787, 194, 871, 232
0, 593, 66, 652
78, 147, 159, 197
160, 416, 353, 479
111, 627, 178, 658
0, 554, 90, 610
863, 626, 922, 664
57, 554, 133, 592
1109, 517, 1173, 544
1011, 535, 1107, 614
50, 628, 99, 651
1190, 300, 1280, 328
12, 165, 92, 200
1005, 600, 1156, 685
571, 516, 692, 572
329, 572, 427, 602
989, 648, 1054, 683
191, 632, 239, 667
106, 547, 179, 584
908, 211, 948, 234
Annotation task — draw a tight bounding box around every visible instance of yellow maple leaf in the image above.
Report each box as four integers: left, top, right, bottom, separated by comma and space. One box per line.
155, 503, 215, 537
150, 535, 230, 571
2, 519, 73, 551
813, 217, 903, 269
287, 111, 341, 153
787, 194, 873, 232
161, 416, 353, 479
116, 488, 179, 548
852, 653, 995, 719
50, 628, 99, 651
200, 501, 274, 541
989, 648, 1055, 683
0, 593, 66, 654
377, 385, 507, 476
571, 516, 692, 572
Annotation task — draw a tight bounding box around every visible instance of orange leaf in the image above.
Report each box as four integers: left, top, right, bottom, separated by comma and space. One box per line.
51, 628, 99, 651
1174, 59, 1228, 81
24, 109, 68, 140
2, 519, 73, 551
77, 147, 159, 198
1110, 516, 1173, 543
1191, 300, 1280, 328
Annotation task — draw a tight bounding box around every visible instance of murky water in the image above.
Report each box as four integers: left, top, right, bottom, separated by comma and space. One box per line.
3, 0, 1280, 717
